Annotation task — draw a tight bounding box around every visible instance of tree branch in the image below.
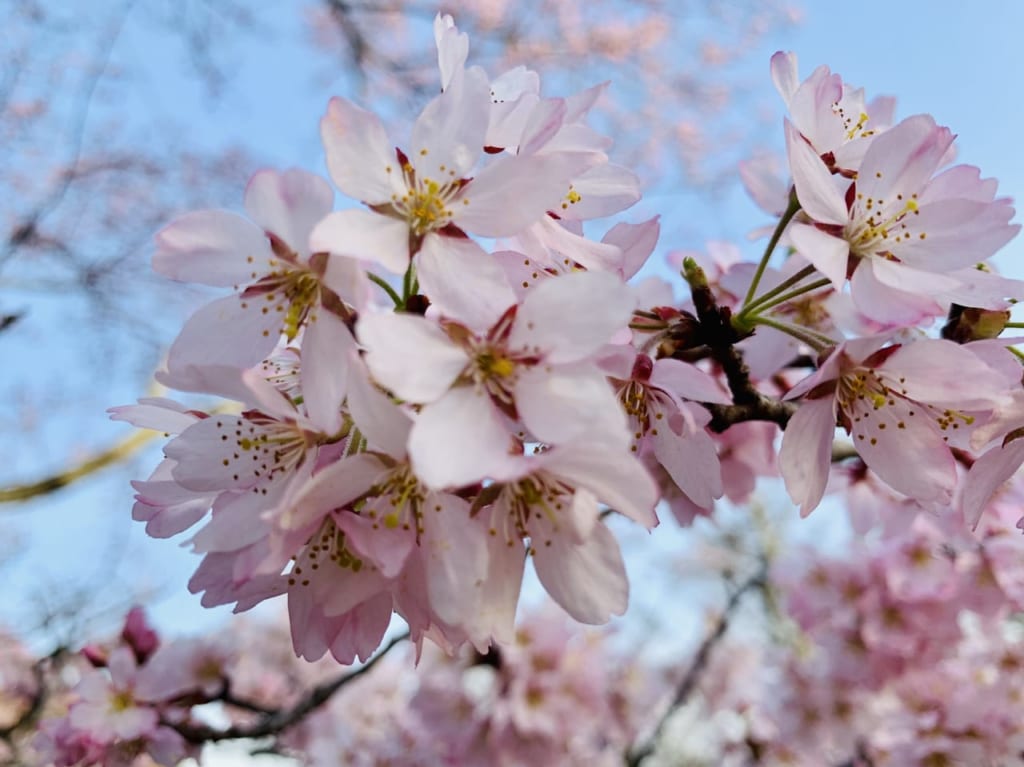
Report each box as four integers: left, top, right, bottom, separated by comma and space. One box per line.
0, 430, 156, 504
171, 631, 410, 744
625, 571, 765, 767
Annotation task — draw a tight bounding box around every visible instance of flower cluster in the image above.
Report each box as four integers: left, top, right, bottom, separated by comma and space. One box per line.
116, 18, 1024, 681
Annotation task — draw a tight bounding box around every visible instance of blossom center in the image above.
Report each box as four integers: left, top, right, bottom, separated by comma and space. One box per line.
847, 194, 923, 257
241, 265, 322, 341
490, 473, 574, 548
365, 465, 427, 538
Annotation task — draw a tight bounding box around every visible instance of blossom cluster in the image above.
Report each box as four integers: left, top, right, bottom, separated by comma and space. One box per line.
650, 501, 1024, 767
21, 605, 656, 767
114, 13, 1024, 684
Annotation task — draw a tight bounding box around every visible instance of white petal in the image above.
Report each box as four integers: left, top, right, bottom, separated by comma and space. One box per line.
416, 234, 516, 331
345, 356, 412, 459
786, 120, 848, 225
411, 66, 489, 180
153, 210, 274, 287
510, 271, 633, 364
408, 387, 518, 489
320, 97, 398, 204
357, 313, 467, 403
421, 494, 490, 627
166, 294, 280, 376
788, 223, 850, 290
309, 209, 410, 275
244, 169, 334, 254
532, 523, 628, 624
779, 397, 836, 517
542, 442, 659, 528
515, 365, 627, 446
300, 310, 354, 435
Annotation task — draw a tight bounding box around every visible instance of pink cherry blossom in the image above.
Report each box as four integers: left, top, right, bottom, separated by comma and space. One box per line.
787, 115, 1022, 325
155, 168, 363, 386
358, 270, 635, 489
780, 336, 1011, 515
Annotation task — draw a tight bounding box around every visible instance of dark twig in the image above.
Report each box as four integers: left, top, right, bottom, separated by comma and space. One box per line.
625, 571, 765, 766
171, 631, 409, 744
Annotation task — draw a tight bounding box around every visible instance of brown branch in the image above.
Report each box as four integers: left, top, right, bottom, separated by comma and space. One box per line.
625, 571, 765, 767
171, 631, 409, 744
704, 396, 795, 433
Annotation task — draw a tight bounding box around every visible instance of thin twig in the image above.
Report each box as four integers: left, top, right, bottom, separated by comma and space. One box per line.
172, 631, 410, 744
625, 572, 765, 767
0, 430, 155, 504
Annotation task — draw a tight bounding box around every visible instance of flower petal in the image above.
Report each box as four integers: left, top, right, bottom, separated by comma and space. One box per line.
532, 523, 628, 624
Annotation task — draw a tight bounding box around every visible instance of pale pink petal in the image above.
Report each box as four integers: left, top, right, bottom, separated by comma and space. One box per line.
190, 482, 282, 553
557, 163, 640, 220
165, 416, 271, 492
515, 365, 627, 446
321, 97, 398, 204
785, 121, 848, 226
542, 443, 658, 528
453, 152, 596, 237
321, 251, 372, 310
433, 13, 468, 91
153, 210, 274, 287
850, 399, 956, 506
336, 510, 415, 577
309, 209, 410, 275
740, 155, 788, 217
651, 418, 722, 509
521, 214, 622, 271
327, 594, 393, 664
961, 441, 1024, 529
770, 51, 800, 105
603, 216, 660, 280
300, 310, 354, 435
279, 453, 388, 530
411, 66, 489, 180
650, 358, 730, 404
940, 267, 1024, 309
857, 115, 952, 203
345, 356, 412, 459
357, 312, 467, 403
421, 494, 489, 627
779, 397, 836, 517
850, 260, 942, 326
469, 533, 524, 648
518, 97, 568, 156
408, 387, 518, 489
319, 562, 392, 621
787, 223, 850, 290
416, 234, 516, 330
532, 523, 628, 624
881, 339, 1011, 409
510, 270, 633, 364
243, 169, 334, 254
167, 294, 281, 372
109, 398, 197, 434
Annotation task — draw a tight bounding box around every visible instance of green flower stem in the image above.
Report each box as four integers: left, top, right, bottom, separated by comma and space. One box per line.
367, 272, 403, 308
739, 264, 819, 320
742, 277, 832, 317
401, 263, 416, 305
740, 191, 802, 310
750, 315, 834, 352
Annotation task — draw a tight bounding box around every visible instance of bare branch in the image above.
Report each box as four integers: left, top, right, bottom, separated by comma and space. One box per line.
626, 571, 765, 767
171, 631, 410, 744
0, 430, 155, 504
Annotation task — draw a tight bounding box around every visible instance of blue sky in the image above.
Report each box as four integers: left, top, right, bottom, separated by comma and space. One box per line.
6, 2, 1024, 648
